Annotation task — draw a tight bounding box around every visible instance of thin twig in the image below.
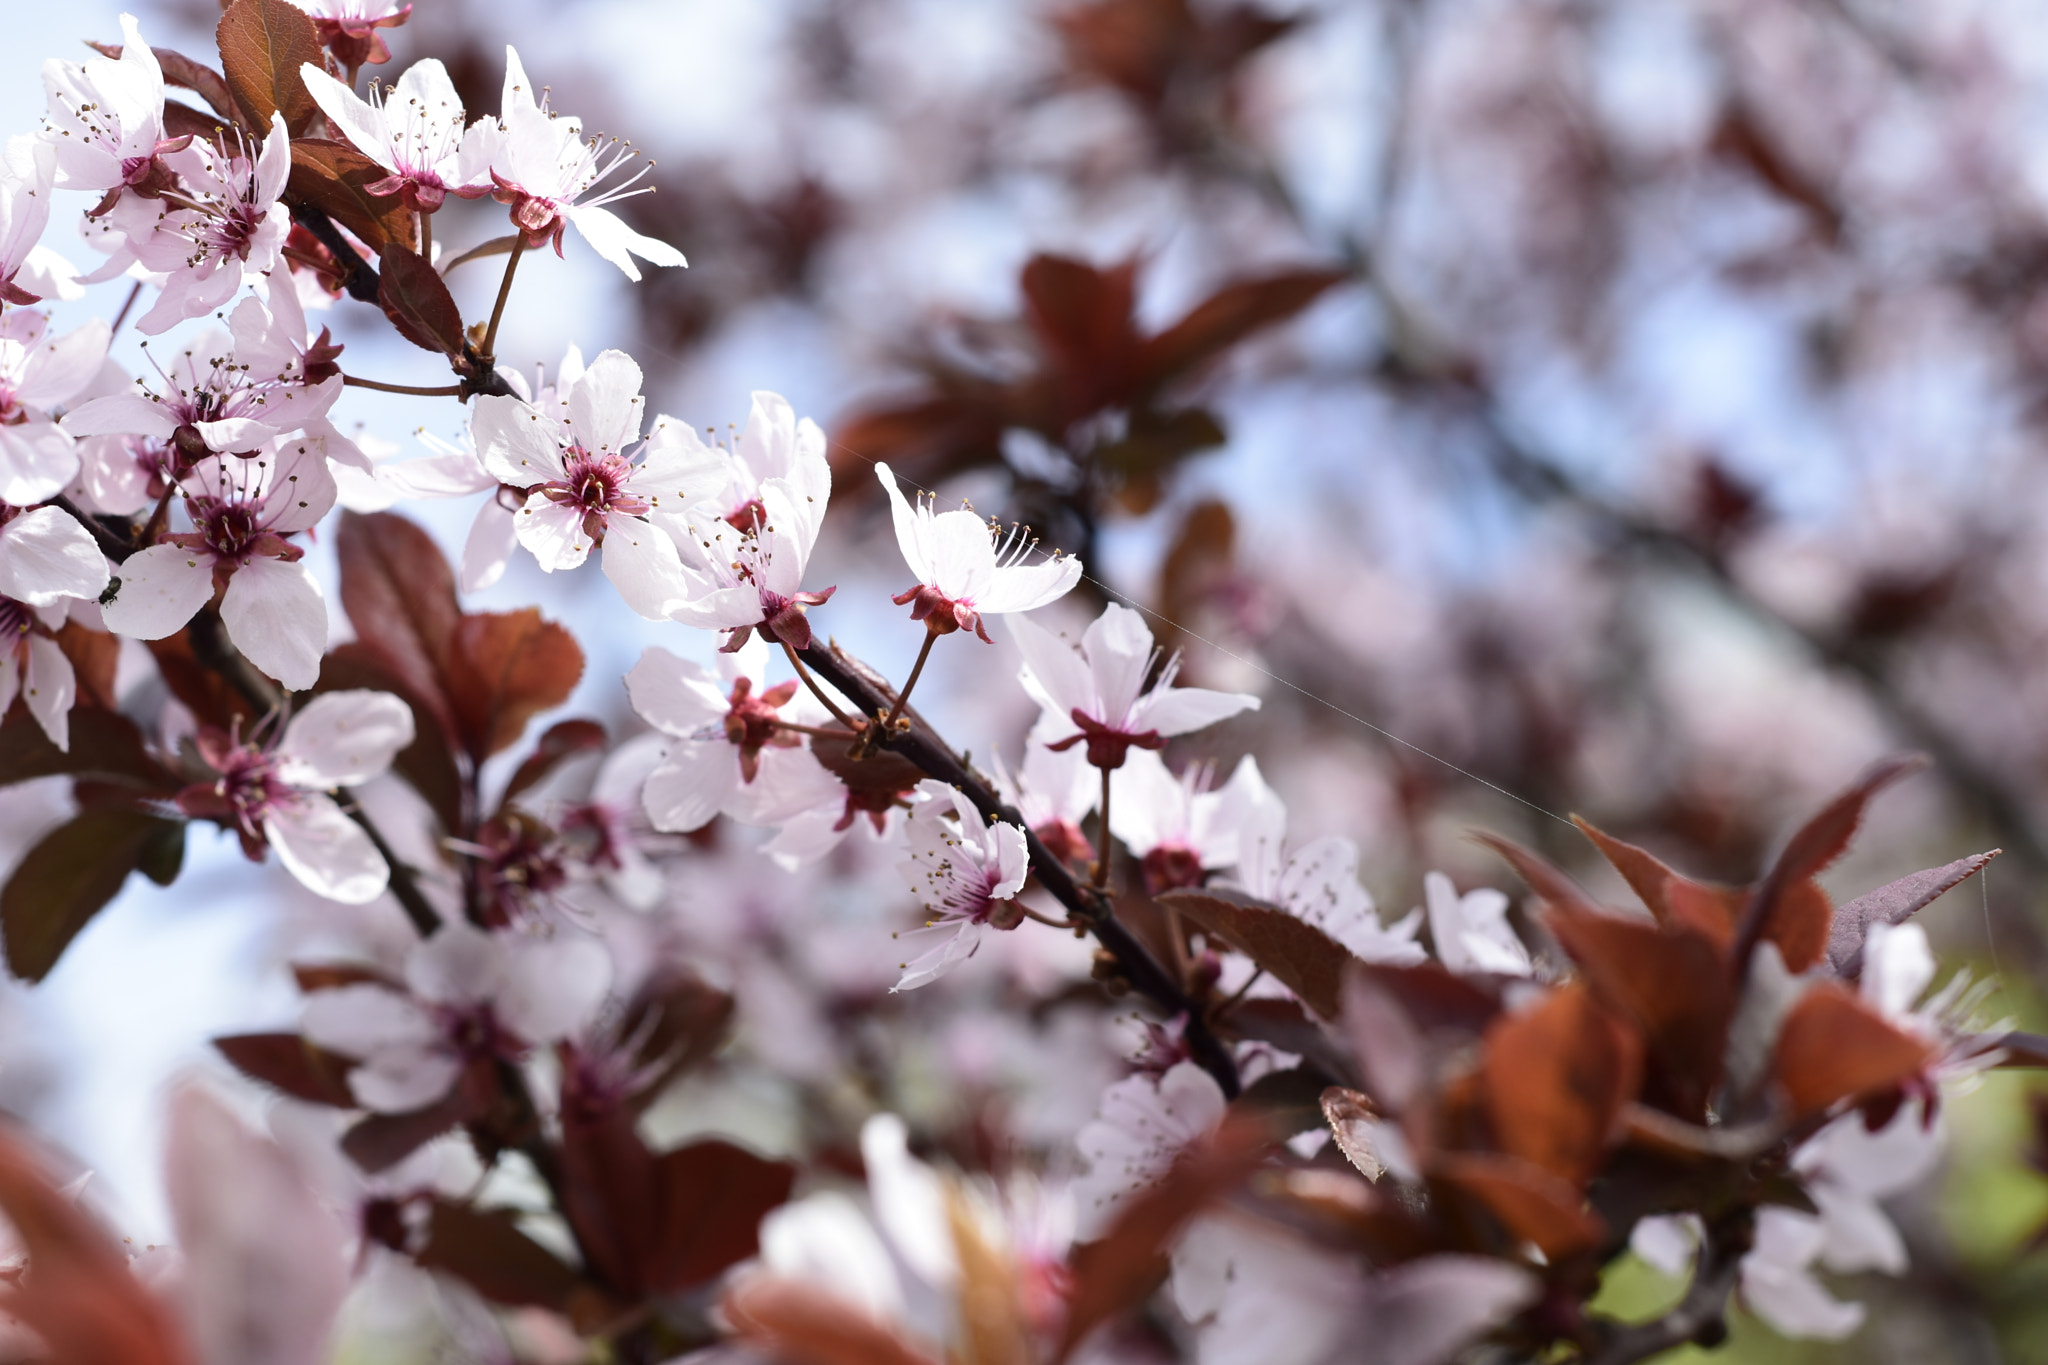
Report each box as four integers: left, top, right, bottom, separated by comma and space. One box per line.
781, 638, 860, 730
341, 373, 466, 398
439, 234, 521, 277
1092, 763, 1113, 891
481, 235, 526, 362
108, 280, 143, 338
880, 628, 939, 733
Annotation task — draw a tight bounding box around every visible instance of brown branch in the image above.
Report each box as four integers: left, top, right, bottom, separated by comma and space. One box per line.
796, 637, 1241, 1097
1587, 1210, 1753, 1365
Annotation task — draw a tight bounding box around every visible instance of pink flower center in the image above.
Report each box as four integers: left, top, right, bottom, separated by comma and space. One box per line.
195, 497, 262, 560
209, 745, 299, 834
544, 449, 649, 543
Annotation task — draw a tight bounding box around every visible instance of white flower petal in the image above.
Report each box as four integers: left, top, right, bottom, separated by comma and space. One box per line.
601, 517, 688, 619
266, 793, 388, 903
277, 690, 415, 788
0, 505, 109, 606
221, 556, 327, 690
567, 204, 688, 281
101, 542, 216, 640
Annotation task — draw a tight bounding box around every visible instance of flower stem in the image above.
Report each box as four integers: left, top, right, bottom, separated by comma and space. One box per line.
1093, 764, 1113, 890
109, 280, 143, 338
880, 628, 940, 733
772, 719, 863, 741
438, 234, 521, 277
781, 639, 860, 731
418, 210, 431, 263
341, 373, 466, 397
481, 235, 526, 362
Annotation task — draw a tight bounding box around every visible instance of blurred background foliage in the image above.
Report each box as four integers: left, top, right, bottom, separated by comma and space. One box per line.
21, 0, 2048, 1357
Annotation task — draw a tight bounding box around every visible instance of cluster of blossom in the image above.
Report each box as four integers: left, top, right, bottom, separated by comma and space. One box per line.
0, 5, 2034, 1365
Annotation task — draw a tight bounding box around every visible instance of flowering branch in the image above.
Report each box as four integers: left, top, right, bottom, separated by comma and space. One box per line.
796, 638, 1242, 1097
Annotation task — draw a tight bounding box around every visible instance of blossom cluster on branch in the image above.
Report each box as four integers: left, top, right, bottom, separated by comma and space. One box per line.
0, 5, 2038, 1365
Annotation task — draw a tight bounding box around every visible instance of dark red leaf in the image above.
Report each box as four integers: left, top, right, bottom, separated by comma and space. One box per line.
287, 139, 417, 253
1827, 849, 2000, 979
649, 1140, 798, 1292
291, 961, 397, 992
1230, 1064, 1330, 1137
1770, 983, 1932, 1122
162, 100, 236, 146
213, 1033, 359, 1108
502, 719, 608, 809
1157, 886, 1357, 1018
415, 1199, 585, 1312
448, 609, 585, 762
147, 631, 257, 732
2, 809, 186, 981
216, 0, 325, 134
1738, 756, 1928, 971
1136, 268, 1349, 392
1571, 817, 1742, 946
378, 242, 466, 354
1480, 981, 1641, 1188
341, 1064, 493, 1172
0, 706, 170, 793
1542, 903, 1731, 1123
1021, 254, 1143, 419
1430, 1151, 1606, 1261
333, 511, 460, 733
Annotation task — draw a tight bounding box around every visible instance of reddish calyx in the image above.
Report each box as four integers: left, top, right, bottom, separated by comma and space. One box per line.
892, 583, 989, 643
723, 676, 802, 782
1045, 708, 1165, 770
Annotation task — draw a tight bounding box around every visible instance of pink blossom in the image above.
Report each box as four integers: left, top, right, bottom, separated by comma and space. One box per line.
1109, 748, 1263, 895
64, 292, 347, 466
481, 47, 687, 279
38, 14, 180, 199
666, 392, 836, 652
1072, 1059, 1227, 1237
175, 690, 415, 902
877, 461, 1081, 640
299, 59, 494, 212
1012, 602, 1259, 769
99, 115, 292, 334
100, 442, 337, 689
288, 0, 414, 69
300, 921, 610, 1112
625, 634, 844, 834
890, 779, 1029, 992
472, 347, 702, 618
1422, 870, 1531, 977
0, 309, 111, 504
